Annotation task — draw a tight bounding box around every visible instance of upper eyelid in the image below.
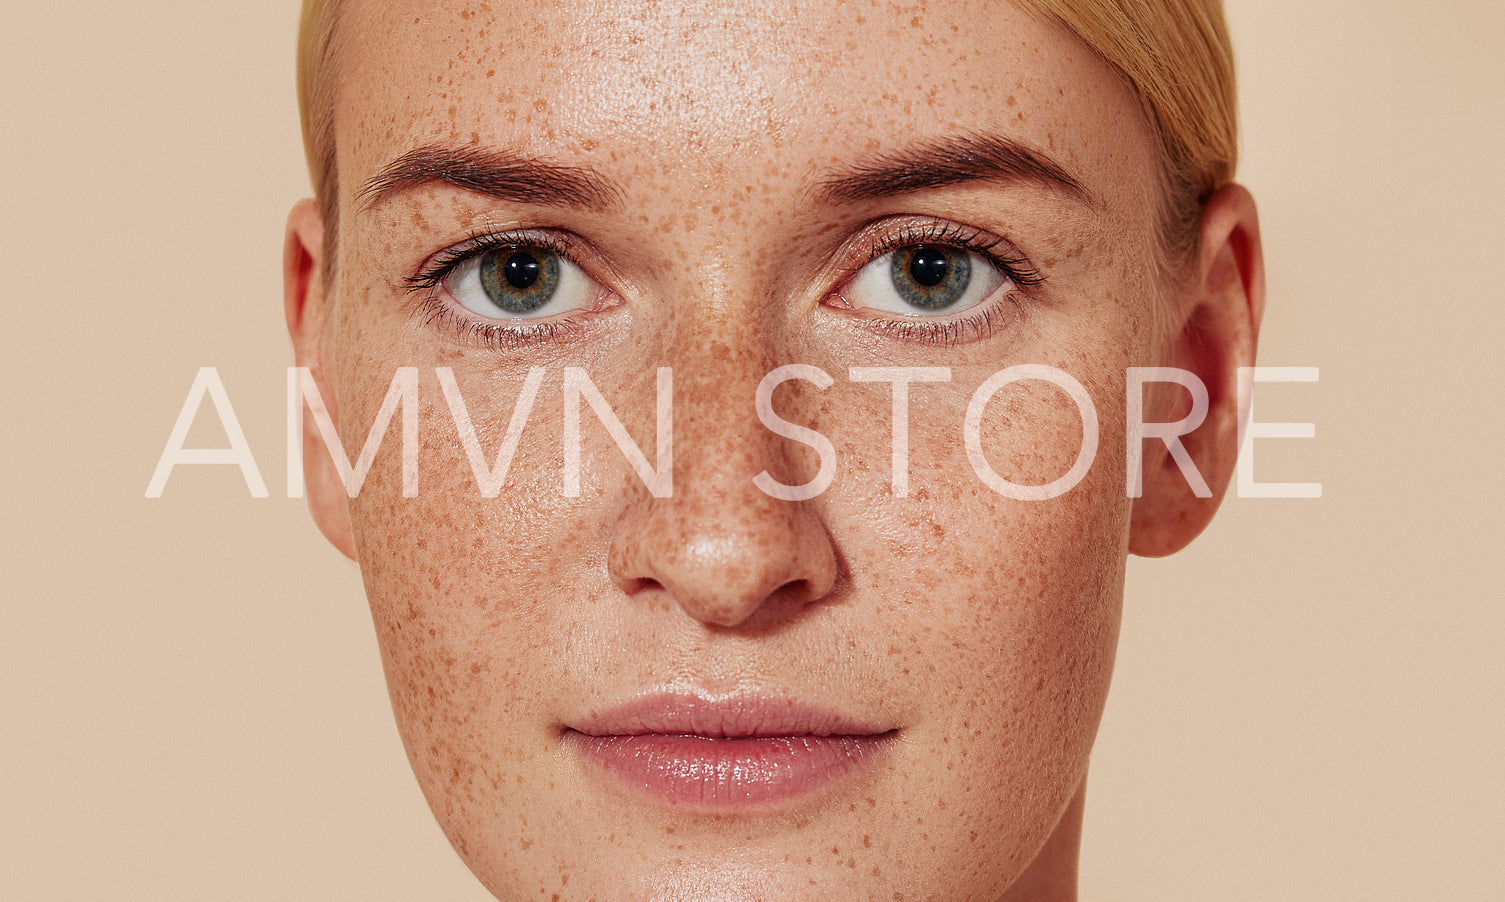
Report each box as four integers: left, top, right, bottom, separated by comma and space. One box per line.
405, 227, 606, 294
832, 218, 1044, 290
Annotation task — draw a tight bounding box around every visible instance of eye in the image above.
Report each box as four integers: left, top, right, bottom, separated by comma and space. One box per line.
842, 244, 1007, 316
443, 245, 598, 320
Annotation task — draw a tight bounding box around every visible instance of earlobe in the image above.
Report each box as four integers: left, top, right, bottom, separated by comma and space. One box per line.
1129, 184, 1265, 558
284, 199, 358, 562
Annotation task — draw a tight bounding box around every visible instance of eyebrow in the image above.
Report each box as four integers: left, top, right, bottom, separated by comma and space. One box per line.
359, 145, 622, 213
814, 134, 1094, 207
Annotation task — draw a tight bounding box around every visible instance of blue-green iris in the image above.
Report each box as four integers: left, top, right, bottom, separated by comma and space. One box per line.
478, 248, 560, 314
890, 245, 972, 311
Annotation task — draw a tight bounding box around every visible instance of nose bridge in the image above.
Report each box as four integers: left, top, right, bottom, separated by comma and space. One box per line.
660, 243, 844, 507
606, 261, 838, 629
673, 328, 771, 484
657, 246, 797, 492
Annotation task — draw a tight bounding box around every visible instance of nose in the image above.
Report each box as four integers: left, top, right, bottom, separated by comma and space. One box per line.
606, 348, 839, 630
609, 498, 838, 628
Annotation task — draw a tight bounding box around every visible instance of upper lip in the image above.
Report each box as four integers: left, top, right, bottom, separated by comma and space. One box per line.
566, 691, 892, 739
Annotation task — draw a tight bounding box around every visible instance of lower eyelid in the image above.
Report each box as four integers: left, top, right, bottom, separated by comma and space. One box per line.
411, 292, 590, 350
862, 302, 1012, 345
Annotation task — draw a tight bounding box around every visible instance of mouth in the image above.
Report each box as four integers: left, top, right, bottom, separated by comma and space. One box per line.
561, 692, 898, 810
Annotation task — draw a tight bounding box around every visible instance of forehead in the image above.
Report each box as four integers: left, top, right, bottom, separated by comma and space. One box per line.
335, 0, 1156, 210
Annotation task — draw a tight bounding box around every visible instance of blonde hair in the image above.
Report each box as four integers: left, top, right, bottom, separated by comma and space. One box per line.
296, 0, 1235, 266
1029, 0, 1238, 263
296, 0, 343, 265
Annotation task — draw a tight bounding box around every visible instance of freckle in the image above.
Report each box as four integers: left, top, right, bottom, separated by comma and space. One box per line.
863, 835, 872, 848
1007, 95, 1017, 107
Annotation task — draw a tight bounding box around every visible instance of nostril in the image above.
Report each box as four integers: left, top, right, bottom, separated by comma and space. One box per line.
775, 578, 816, 605
617, 576, 661, 596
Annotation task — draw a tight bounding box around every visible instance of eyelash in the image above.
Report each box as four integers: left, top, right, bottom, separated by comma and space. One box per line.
403, 220, 1043, 349
404, 230, 591, 350
836, 221, 1043, 347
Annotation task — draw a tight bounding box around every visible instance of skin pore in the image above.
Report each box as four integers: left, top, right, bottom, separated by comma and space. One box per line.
283, 0, 1262, 899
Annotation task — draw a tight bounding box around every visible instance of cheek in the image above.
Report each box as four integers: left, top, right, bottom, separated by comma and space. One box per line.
345, 435, 551, 855
332, 355, 668, 884
331, 361, 582, 853
812, 372, 1129, 878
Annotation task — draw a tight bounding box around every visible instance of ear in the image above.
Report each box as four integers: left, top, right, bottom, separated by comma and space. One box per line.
1129, 184, 1265, 557
284, 198, 357, 561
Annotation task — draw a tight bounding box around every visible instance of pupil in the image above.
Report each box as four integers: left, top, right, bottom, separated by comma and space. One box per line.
909, 247, 950, 287
504, 253, 541, 289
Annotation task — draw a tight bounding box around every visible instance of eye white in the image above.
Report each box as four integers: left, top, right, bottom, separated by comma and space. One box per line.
843, 247, 1007, 316
443, 248, 595, 320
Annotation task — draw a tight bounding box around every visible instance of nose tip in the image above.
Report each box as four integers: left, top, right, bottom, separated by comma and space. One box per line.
609, 494, 838, 629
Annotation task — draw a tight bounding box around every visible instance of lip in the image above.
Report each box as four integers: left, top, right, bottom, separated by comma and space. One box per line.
562, 692, 897, 810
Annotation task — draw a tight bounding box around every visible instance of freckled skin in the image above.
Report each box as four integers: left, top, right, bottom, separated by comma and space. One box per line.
288, 0, 1234, 899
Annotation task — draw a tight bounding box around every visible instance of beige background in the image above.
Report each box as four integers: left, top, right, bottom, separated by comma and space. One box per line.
3, 0, 1501, 898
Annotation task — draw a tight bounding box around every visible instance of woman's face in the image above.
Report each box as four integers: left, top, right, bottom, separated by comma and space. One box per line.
312, 0, 1167, 897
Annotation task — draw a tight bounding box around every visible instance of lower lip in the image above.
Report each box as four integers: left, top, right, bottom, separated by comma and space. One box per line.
564, 732, 893, 809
